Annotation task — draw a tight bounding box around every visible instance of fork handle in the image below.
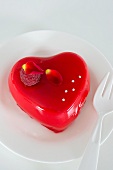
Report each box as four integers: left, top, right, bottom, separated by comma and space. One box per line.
78, 117, 103, 170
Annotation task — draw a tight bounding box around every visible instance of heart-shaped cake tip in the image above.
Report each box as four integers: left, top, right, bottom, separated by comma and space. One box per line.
8, 52, 90, 132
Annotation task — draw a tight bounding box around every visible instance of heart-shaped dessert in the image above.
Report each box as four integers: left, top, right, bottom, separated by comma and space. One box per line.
8, 52, 90, 132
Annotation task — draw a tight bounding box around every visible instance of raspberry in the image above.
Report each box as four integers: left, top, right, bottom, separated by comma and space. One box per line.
20, 68, 41, 86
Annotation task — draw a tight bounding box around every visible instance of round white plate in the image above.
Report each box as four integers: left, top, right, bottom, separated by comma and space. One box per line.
0, 30, 112, 163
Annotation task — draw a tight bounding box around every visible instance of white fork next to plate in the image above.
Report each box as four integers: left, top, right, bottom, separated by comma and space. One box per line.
78, 72, 113, 170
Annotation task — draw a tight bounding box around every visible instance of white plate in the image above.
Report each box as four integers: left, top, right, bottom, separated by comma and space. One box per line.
0, 30, 112, 164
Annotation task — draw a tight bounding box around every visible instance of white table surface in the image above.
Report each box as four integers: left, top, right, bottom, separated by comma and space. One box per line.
0, 0, 113, 169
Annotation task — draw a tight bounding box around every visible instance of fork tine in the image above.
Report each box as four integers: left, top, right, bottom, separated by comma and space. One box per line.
109, 76, 113, 99
103, 74, 113, 99
94, 72, 110, 99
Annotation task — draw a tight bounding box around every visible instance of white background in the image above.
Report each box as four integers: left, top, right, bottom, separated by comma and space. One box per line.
0, 0, 113, 169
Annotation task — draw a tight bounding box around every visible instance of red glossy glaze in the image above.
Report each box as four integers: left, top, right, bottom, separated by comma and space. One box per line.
8, 52, 90, 132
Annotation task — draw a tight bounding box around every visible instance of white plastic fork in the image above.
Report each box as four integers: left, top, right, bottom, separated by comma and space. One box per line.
78, 72, 113, 170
